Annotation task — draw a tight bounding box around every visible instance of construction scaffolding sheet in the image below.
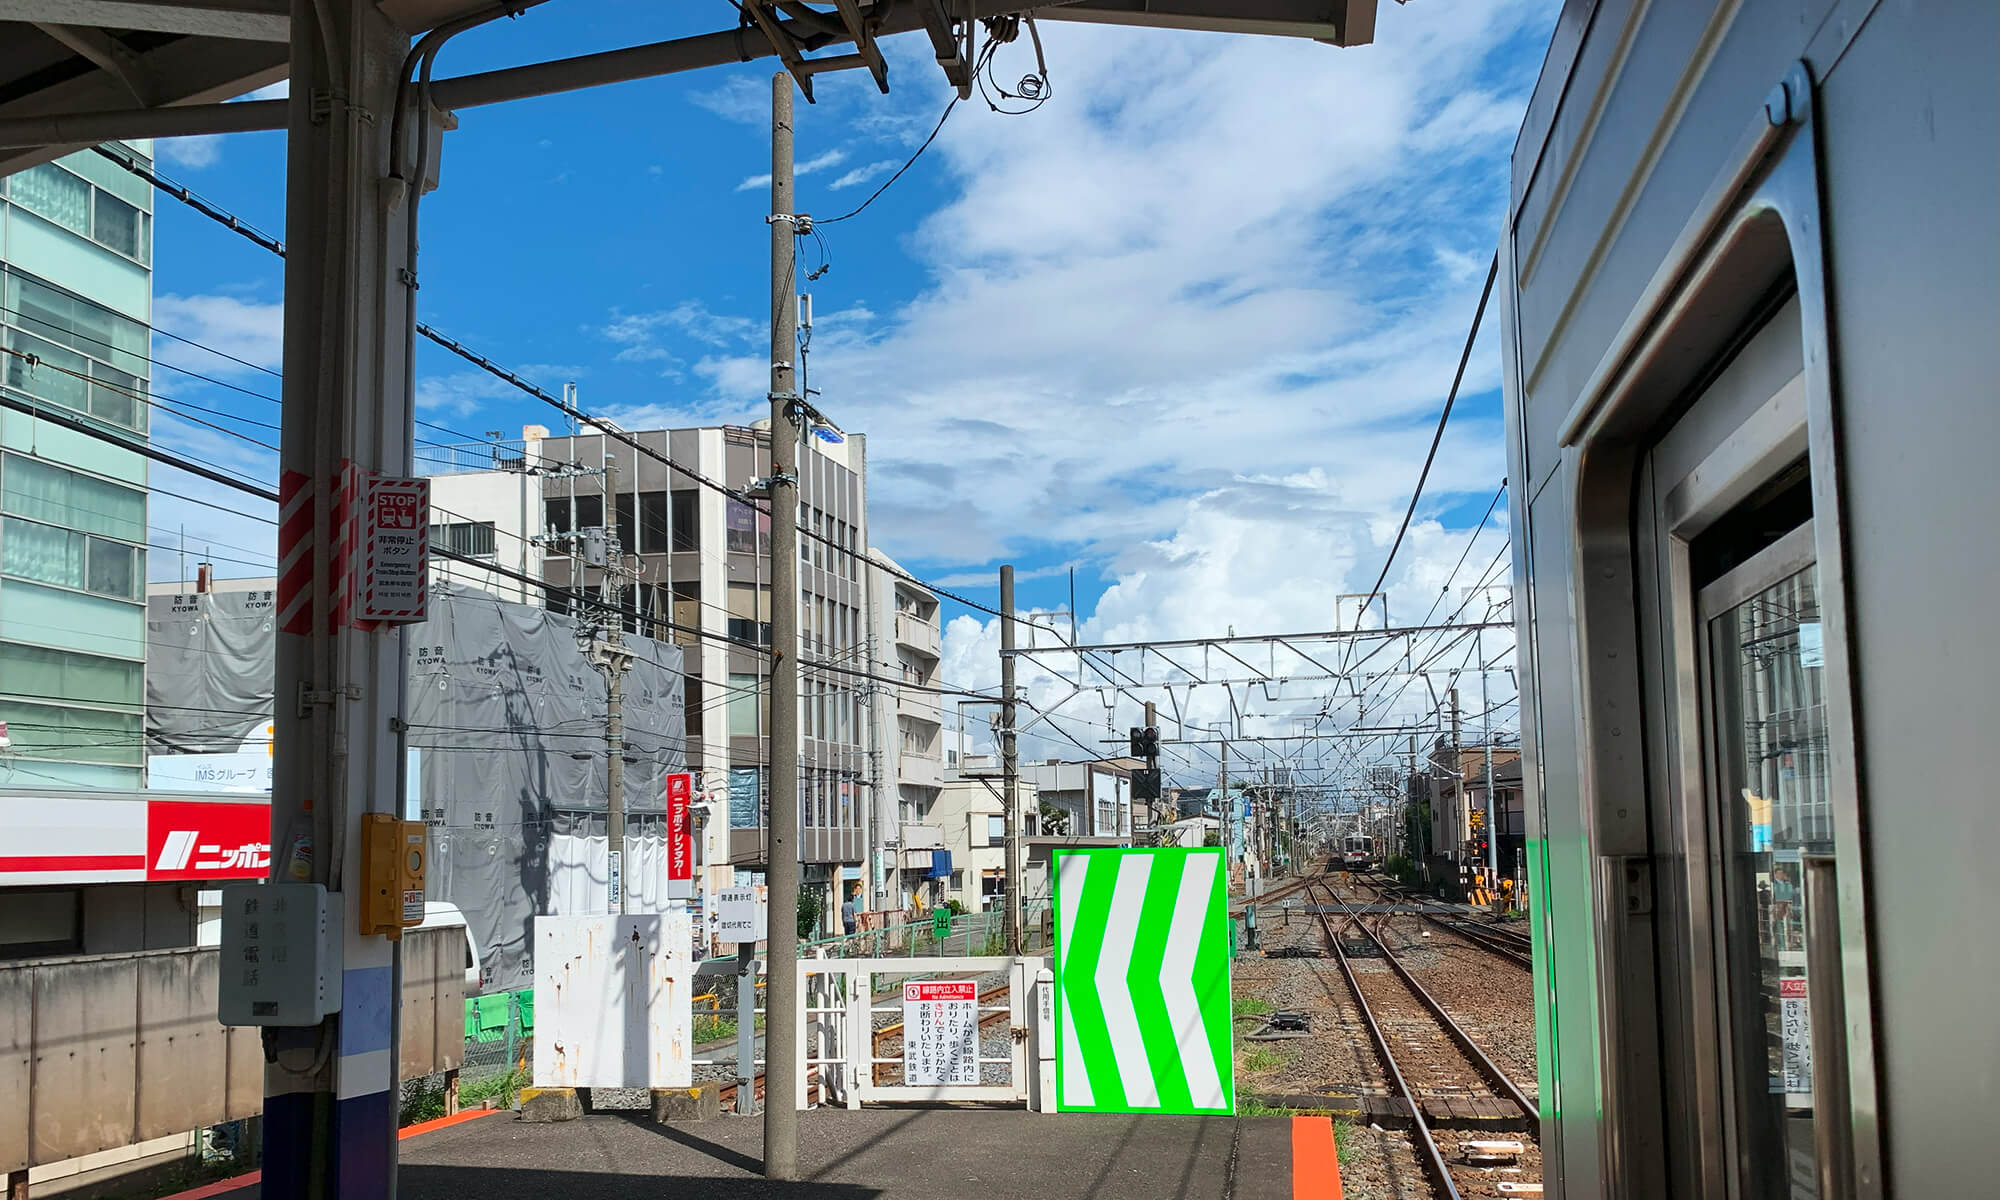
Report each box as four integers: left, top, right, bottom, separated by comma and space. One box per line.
146, 583, 686, 991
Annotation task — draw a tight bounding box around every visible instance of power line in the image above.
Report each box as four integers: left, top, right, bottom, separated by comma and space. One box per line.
1354, 251, 1500, 626
91, 73, 1018, 623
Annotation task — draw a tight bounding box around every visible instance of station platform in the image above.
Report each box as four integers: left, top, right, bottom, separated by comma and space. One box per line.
170, 1106, 1341, 1200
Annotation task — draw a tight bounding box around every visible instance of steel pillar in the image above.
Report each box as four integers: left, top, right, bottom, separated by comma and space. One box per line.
264, 1, 416, 1195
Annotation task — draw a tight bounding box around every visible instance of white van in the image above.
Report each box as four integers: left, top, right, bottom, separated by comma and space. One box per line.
198, 892, 484, 991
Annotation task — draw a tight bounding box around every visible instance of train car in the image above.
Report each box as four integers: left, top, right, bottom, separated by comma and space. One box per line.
1503, 3, 1992, 1198
1341, 835, 1375, 869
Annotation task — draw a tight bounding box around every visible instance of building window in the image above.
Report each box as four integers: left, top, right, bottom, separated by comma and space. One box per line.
614, 492, 636, 553
429, 520, 496, 558
727, 672, 760, 738
4, 163, 151, 265
669, 490, 698, 551
1, 273, 150, 434
987, 815, 1006, 842
950, 869, 964, 892
1, 517, 142, 600
0, 700, 143, 766
639, 490, 670, 554
0, 888, 82, 960
0, 642, 142, 706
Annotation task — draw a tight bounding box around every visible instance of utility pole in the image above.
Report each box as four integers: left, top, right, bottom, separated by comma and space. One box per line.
1219, 735, 1230, 888
1000, 564, 1021, 954
590, 455, 633, 915
763, 72, 804, 1183
1478, 624, 1496, 889
1448, 687, 1462, 872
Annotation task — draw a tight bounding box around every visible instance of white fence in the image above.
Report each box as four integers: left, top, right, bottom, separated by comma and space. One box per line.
798, 955, 1054, 1112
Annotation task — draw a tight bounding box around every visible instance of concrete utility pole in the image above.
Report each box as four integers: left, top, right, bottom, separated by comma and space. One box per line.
763, 71, 804, 1182
1000, 564, 1021, 954
1449, 687, 1462, 868
1478, 624, 1496, 887
592, 456, 633, 914
1219, 735, 1230, 886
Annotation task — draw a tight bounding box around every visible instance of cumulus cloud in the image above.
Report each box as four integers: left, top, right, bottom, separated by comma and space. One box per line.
153, 294, 285, 373
157, 137, 222, 169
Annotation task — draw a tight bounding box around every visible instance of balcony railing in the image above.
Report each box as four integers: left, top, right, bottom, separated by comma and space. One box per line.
898, 753, 944, 789
896, 687, 942, 723
893, 611, 940, 657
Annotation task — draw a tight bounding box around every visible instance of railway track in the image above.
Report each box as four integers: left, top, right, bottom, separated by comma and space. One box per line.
1371, 880, 1534, 970
1303, 875, 1541, 1199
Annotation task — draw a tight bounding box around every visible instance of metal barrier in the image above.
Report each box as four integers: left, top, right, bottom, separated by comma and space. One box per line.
0, 928, 466, 1176
796, 955, 1054, 1111
799, 902, 1053, 960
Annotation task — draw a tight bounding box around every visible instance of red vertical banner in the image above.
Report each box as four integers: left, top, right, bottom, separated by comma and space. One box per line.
666, 772, 694, 885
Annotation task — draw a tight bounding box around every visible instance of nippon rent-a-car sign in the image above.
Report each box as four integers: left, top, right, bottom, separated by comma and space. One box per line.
0, 793, 270, 886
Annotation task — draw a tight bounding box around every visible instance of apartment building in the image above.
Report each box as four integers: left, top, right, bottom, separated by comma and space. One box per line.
0, 146, 155, 790
864, 548, 942, 913
417, 425, 551, 606
538, 421, 868, 914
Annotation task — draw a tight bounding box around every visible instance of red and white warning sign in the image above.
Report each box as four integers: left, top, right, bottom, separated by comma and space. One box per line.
902, 980, 979, 1086
358, 475, 430, 624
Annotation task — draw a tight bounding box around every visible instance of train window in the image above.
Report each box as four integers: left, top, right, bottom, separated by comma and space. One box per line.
1700, 520, 1830, 1199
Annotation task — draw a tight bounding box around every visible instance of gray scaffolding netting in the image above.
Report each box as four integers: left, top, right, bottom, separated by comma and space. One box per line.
146, 582, 686, 991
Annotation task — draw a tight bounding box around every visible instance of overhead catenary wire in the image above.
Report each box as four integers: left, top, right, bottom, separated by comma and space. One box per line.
1353, 251, 1501, 628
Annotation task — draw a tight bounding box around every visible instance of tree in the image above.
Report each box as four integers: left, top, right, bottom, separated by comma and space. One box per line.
1039, 803, 1070, 836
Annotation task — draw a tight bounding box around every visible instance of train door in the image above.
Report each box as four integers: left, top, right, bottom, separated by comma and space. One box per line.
1635, 291, 1870, 1200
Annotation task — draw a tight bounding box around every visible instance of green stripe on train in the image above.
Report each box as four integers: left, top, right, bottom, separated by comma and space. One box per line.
1051, 847, 1234, 1115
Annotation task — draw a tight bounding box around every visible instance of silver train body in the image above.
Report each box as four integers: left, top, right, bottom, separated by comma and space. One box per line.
1502, 3, 1992, 1198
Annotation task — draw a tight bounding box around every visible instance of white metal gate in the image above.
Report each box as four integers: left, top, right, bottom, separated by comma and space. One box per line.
797, 955, 1053, 1111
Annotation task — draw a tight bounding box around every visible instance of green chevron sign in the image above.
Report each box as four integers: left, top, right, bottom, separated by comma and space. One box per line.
1052, 846, 1234, 1115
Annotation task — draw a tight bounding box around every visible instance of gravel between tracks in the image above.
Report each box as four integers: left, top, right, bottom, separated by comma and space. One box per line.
1379, 915, 1540, 1101
1235, 875, 1543, 1200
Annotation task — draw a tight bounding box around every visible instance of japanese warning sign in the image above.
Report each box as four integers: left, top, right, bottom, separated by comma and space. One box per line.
1780, 977, 1812, 1096
903, 980, 978, 1086
359, 475, 429, 624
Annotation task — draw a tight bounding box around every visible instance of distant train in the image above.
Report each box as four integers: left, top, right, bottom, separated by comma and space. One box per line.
1340, 835, 1375, 869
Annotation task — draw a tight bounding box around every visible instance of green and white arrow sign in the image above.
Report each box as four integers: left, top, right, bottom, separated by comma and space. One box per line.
1052, 846, 1234, 1115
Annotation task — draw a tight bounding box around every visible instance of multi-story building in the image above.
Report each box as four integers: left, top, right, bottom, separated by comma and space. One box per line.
0, 146, 155, 789
864, 548, 942, 914
418, 424, 551, 606
538, 421, 869, 920
1021, 758, 1133, 841
918, 765, 1034, 915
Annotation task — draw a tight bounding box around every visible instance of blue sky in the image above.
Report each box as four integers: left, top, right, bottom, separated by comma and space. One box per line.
140, 1, 1557, 772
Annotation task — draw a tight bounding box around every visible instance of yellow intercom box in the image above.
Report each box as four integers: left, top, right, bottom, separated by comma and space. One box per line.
361, 813, 427, 939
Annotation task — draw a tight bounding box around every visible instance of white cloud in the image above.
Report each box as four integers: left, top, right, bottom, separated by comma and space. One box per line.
645, 2, 1551, 779
153, 294, 285, 373
151, 82, 288, 170
157, 136, 222, 169
828, 159, 897, 190
735, 148, 849, 192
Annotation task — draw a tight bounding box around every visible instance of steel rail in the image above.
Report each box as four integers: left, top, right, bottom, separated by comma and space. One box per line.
1427, 917, 1534, 969
1303, 876, 1462, 1200
1349, 889, 1540, 1132
1373, 879, 1535, 969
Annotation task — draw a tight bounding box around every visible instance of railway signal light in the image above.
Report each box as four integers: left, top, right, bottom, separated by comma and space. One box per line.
1129, 725, 1159, 759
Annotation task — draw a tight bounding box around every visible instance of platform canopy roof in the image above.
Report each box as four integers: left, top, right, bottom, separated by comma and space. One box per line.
0, 0, 1378, 175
